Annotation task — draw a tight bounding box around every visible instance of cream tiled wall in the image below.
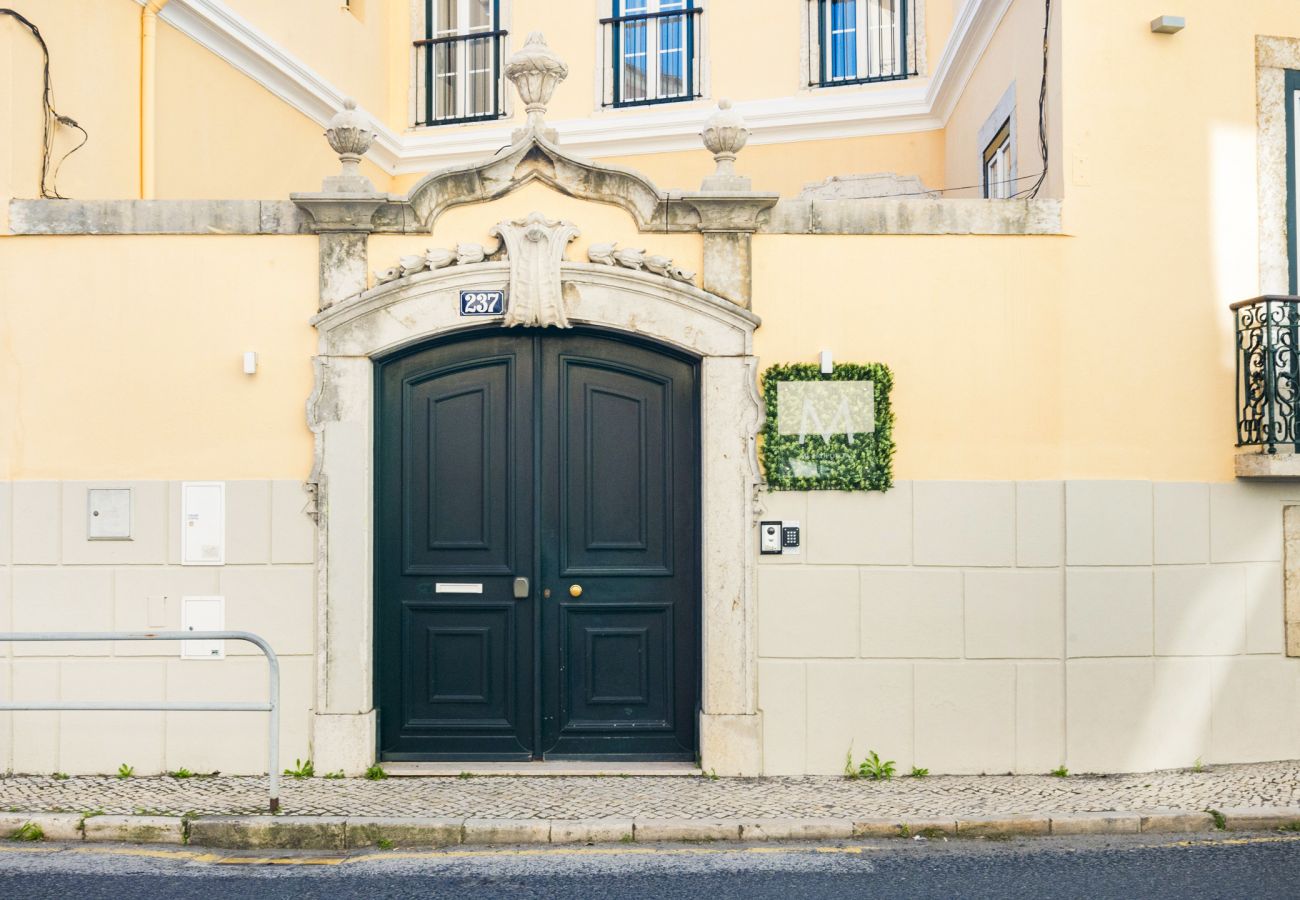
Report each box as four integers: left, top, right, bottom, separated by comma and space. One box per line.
757, 481, 1300, 776
0, 481, 315, 775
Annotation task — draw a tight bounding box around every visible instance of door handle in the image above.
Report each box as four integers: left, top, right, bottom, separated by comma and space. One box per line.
569, 584, 583, 598
512, 577, 529, 599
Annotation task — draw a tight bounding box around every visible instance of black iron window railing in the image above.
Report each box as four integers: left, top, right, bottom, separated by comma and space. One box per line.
1234, 295, 1300, 454
810, 0, 918, 88
601, 1, 702, 108
414, 0, 505, 126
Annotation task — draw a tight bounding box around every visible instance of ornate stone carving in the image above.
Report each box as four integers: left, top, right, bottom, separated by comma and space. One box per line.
588, 242, 695, 284
456, 242, 489, 265
323, 98, 377, 192
491, 212, 580, 328
373, 241, 497, 285
700, 99, 752, 191
505, 33, 568, 142
425, 248, 456, 269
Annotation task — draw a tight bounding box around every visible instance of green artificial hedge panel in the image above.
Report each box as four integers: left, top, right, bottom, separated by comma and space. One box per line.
760, 362, 895, 491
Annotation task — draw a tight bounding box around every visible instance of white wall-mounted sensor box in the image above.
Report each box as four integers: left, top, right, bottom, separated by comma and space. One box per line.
181, 481, 225, 565
181, 595, 225, 660
1150, 15, 1185, 34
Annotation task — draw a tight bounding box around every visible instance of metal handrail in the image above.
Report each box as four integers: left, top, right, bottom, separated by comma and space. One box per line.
0, 630, 281, 812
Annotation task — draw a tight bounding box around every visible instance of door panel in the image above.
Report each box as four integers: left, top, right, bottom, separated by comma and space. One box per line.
377, 329, 698, 762
405, 603, 515, 726
377, 336, 534, 759
541, 336, 698, 759
561, 603, 674, 731
562, 362, 673, 575
403, 360, 514, 574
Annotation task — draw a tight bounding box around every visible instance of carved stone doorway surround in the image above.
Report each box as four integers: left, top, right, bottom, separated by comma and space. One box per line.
293, 34, 777, 774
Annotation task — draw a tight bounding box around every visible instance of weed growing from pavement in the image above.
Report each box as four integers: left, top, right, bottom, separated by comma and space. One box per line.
117, 764, 134, 779
377, 838, 395, 850
284, 759, 315, 779
909, 766, 929, 778
168, 768, 194, 779
10, 822, 43, 842
51, 772, 69, 781
857, 751, 896, 781
1193, 758, 1205, 773
323, 770, 346, 779
458, 772, 474, 780
364, 764, 388, 781
1206, 808, 1226, 830
1050, 766, 1069, 778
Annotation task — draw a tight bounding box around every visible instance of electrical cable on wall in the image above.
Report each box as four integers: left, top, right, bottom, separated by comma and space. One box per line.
1022, 0, 1052, 199
890, 0, 1053, 200
1, 8, 88, 199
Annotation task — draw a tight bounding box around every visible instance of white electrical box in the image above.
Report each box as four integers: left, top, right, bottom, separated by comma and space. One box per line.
181, 595, 225, 660
87, 488, 132, 540
181, 481, 225, 565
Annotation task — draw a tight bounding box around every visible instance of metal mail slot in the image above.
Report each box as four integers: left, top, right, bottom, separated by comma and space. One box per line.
435, 583, 484, 594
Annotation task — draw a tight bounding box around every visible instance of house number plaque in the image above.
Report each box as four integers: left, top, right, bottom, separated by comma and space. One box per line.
459, 290, 506, 316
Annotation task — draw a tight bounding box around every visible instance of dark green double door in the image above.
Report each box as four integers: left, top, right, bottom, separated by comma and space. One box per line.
376, 329, 699, 761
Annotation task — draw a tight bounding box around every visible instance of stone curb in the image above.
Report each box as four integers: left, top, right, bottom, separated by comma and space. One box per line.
2, 807, 1298, 850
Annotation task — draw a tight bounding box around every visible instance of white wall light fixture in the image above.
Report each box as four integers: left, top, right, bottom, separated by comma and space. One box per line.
819, 350, 834, 375
242, 351, 258, 375
1150, 15, 1185, 34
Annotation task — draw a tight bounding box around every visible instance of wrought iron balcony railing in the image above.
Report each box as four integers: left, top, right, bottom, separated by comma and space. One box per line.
809, 0, 919, 88
1233, 295, 1300, 454
413, 27, 507, 126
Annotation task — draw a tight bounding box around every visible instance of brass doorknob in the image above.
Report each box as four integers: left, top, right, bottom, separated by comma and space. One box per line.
569, 584, 583, 598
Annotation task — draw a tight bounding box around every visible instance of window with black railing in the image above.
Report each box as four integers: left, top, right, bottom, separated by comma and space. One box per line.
414, 0, 505, 126
809, 0, 918, 88
602, 1, 702, 108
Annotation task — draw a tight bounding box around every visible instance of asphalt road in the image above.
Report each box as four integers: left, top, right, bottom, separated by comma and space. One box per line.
2, 832, 1299, 899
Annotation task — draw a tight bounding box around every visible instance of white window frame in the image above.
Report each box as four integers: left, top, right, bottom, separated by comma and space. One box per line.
412, 0, 506, 127
613, 0, 693, 106
1291, 87, 1300, 292
983, 123, 1013, 199
978, 83, 1018, 200
821, 0, 905, 84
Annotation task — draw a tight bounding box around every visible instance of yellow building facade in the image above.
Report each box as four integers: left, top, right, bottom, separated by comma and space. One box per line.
0, 0, 1298, 776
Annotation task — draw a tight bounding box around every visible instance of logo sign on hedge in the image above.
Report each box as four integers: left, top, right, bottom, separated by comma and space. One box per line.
761, 363, 894, 491
776, 381, 875, 444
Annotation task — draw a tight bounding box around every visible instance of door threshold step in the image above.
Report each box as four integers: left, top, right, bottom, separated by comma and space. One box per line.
381, 761, 703, 777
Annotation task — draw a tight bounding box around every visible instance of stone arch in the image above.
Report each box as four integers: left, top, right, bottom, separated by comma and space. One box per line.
403, 135, 681, 232
306, 259, 766, 775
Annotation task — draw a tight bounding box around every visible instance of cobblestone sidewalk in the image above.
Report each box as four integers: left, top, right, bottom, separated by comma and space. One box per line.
3, 760, 1300, 820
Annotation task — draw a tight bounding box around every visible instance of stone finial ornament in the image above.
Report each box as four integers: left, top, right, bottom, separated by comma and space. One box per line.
505, 32, 568, 142
323, 97, 377, 191
700, 99, 752, 191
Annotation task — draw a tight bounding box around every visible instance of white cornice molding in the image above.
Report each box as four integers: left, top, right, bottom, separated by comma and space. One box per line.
155, 0, 1010, 175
